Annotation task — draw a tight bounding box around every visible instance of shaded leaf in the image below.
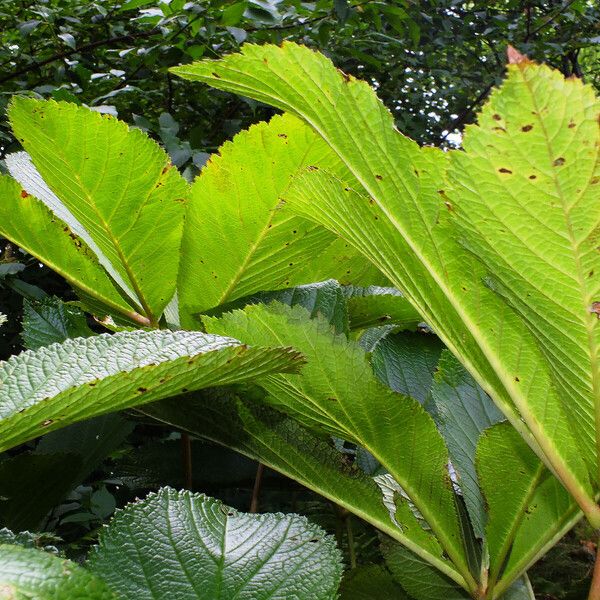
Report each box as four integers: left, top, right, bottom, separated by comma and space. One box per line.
22, 296, 93, 350
88, 487, 342, 600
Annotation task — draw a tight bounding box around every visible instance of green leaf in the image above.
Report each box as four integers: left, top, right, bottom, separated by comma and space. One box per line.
0, 544, 116, 599
502, 576, 536, 600
447, 60, 600, 479
5, 151, 135, 298
87, 487, 342, 600
221, 1, 247, 26
426, 351, 504, 539
0, 175, 136, 321
178, 114, 376, 328
8, 98, 189, 324
172, 43, 597, 522
204, 303, 475, 592
203, 279, 349, 334
0, 329, 302, 452
371, 331, 443, 404
22, 296, 93, 350
382, 538, 471, 600
476, 422, 580, 597
344, 286, 422, 330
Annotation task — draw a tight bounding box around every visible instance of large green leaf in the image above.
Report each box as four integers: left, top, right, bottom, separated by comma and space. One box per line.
0, 544, 116, 599
171, 43, 598, 522
476, 422, 580, 597
0, 329, 302, 452
87, 487, 342, 600
8, 98, 188, 325
447, 58, 600, 478
0, 175, 137, 322
203, 303, 475, 591
178, 113, 381, 328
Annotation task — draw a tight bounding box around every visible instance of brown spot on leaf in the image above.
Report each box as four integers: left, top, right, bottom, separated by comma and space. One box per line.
137, 387, 147, 393
498, 168, 512, 174
20, 190, 29, 198
307, 165, 319, 171
493, 114, 502, 121
375, 174, 383, 181
568, 120, 576, 129
529, 174, 537, 180
278, 133, 287, 139
515, 376, 520, 382
521, 124, 533, 132
590, 302, 600, 318
212, 72, 221, 78
553, 157, 565, 167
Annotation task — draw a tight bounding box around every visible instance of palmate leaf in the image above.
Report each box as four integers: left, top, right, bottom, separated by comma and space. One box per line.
203, 303, 475, 591
0, 545, 117, 599
171, 43, 599, 522
178, 113, 383, 328
0, 329, 302, 452
87, 488, 342, 600
8, 98, 188, 325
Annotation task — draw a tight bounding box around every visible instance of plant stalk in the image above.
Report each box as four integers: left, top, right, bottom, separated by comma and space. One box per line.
589, 536, 600, 600
249, 462, 264, 513
181, 432, 193, 490
345, 513, 357, 570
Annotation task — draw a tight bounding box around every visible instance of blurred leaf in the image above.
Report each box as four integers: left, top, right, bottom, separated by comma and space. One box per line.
0, 545, 116, 599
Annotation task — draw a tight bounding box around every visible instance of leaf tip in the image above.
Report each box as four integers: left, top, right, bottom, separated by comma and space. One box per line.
506, 45, 531, 66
